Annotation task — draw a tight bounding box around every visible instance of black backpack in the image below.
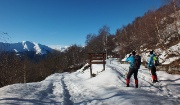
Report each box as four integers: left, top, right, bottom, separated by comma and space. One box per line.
133, 55, 141, 69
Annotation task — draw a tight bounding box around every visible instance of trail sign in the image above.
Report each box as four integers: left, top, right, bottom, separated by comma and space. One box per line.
88, 53, 106, 77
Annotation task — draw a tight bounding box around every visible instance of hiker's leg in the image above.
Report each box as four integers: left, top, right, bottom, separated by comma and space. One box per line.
151, 66, 157, 82
134, 69, 138, 87
126, 68, 133, 86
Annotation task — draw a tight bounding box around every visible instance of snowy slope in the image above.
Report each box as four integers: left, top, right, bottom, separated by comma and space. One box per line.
0, 41, 54, 54
0, 58, 179, 105
48, 45, 69, 52
139, 42, 180, 65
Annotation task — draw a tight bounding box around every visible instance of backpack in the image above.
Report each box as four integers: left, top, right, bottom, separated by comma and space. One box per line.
153, 56, 160, 66
133, 55, 141, 69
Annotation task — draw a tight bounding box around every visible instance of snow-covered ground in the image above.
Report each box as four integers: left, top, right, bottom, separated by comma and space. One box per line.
0, 58, 180, 105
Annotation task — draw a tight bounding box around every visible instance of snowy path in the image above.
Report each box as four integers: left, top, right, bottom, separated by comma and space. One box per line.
0, 73, 64, 104
0, 59, 180, 105
109, 59, 180, 100
61, 75, 74, 105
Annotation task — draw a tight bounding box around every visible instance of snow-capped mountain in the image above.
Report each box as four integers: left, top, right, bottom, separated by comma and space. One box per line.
48, 45, 69, 52
0, 41, 54, 55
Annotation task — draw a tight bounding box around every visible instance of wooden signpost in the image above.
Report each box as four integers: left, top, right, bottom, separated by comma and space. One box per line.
88, 53, 106, 77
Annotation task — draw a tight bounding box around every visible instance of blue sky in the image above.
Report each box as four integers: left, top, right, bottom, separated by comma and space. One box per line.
0, 0, 163, 46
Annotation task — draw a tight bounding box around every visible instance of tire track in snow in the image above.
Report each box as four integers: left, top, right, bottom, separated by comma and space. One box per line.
107, 65, 126, 85
61, 75, 74, 105
108, 60, 179, 100
114, 63, 163, 90
109, 62, 161, 87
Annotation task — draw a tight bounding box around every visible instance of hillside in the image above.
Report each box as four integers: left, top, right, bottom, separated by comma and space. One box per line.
140, 9, 180, 74
114, 3, 180, 74
0, 59, 179, 105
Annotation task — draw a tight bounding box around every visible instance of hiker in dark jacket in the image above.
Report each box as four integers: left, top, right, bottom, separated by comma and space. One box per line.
148, 50, 158, 83
125, 51, 140, 88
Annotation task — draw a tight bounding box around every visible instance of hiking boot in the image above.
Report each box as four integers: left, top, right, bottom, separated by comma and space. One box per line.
152, 80, 156, 83
135, 84, 138, 88
155, 80, 159, 82
153, 80, 159, 83
126, 84, 129, 87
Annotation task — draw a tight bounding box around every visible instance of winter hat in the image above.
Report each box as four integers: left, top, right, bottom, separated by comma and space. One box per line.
132, 51, 136, 55
150, 50, 154, 54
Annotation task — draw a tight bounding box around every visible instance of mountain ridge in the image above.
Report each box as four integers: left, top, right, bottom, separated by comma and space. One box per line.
0, 41, 55, 55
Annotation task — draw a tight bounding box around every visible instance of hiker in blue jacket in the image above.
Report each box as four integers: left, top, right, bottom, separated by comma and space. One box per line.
148, 50, 158, 83
125, 51, 139, 88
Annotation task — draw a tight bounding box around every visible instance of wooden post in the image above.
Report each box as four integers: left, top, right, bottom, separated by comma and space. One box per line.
103, 53, 105, 71
90, 59, 92, 77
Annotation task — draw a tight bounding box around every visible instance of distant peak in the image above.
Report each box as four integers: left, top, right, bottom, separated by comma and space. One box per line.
0, 41, 55, 55
22, 41, 34, 44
